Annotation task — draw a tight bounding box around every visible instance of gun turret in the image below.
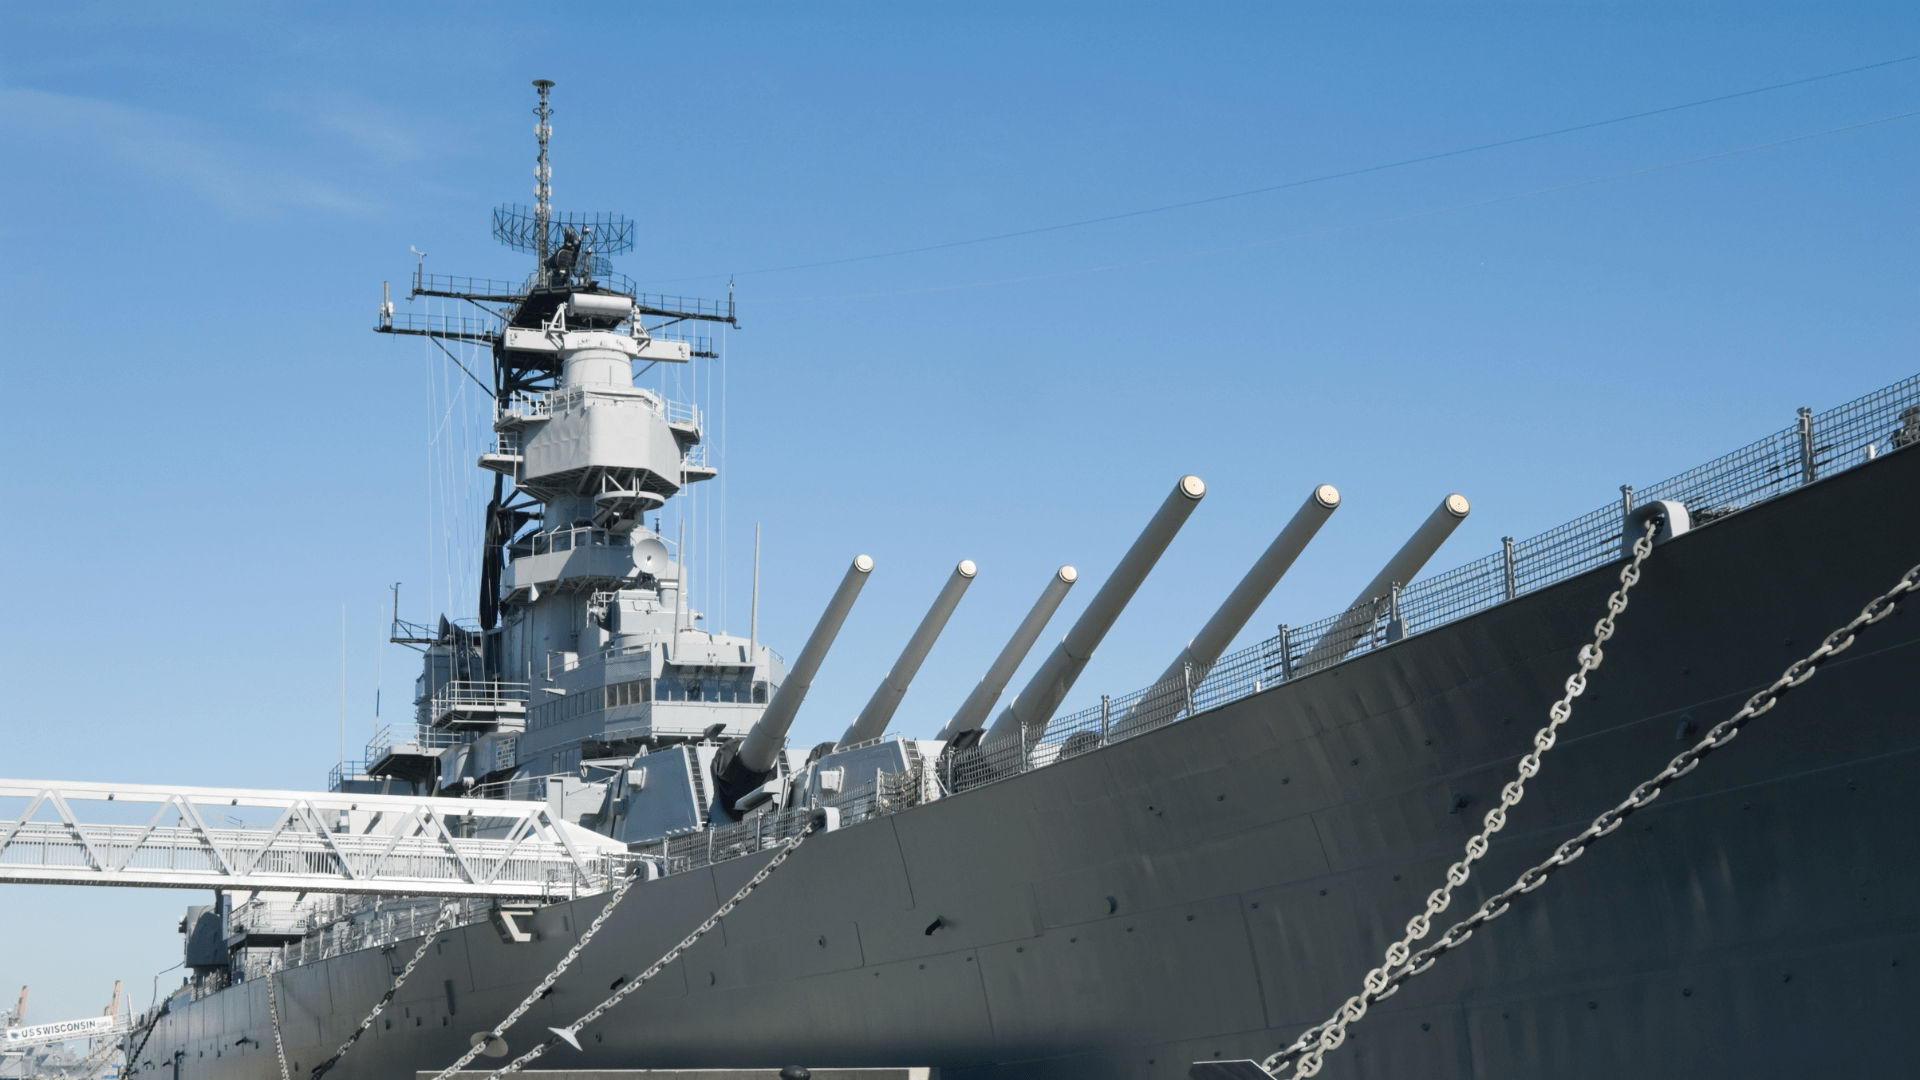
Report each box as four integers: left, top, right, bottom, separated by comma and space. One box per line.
1297, 493, 1470, 669
713, 554, 873, 816
936, 565, 1077, 744
979, 475, 1206, 751
1117, 483, 1339, 735
836, 559, 977, 749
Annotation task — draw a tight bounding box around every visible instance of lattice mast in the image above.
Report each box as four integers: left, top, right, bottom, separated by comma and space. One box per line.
532, 79, 554, 276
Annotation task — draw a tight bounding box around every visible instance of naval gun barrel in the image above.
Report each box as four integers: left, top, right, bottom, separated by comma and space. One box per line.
935, 565, 1078, 744
1298, 493, 1470, 669
734, 554, 874, 776
836, 559, 977, 749
1118, 484, 1339, 735
980, 475, 1206, 750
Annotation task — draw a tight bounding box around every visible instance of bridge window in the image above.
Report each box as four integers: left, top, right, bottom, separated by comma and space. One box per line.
605, 679, 651, 708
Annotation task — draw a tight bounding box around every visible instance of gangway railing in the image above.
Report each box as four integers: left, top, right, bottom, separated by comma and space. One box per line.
0, 780, 630, 898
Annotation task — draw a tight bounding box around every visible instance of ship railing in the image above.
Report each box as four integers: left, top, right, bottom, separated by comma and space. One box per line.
552, 275, 737, 324
620, 371, 1920, 881
431, 680, 530, 708
496, 390, 552, 423
468, 773, 565, 802
579, 639, 782, 670
230, 865, 645, 979
528, 526, 630, 556
664, 398, 700, 427
627, 764, 937, 876
318, 376, 1920, 895
429, 685, 529, 732
379, 311, 500, 342
412, 268, 528, 302
364, 724, 469, 763
647, 331, 717, 357
941, 370, 1920, 793
227, 895, 316, 938
325, 760, 373, 792
249, 896, 499, 978
495, 388, 696, 427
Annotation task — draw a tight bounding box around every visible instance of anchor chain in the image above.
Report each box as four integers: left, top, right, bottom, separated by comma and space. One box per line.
1273, 517, 1661, 1078
266, 968, 290, 1080
303, 901, 460, 1080
122, 1013, 160, 1077
431, 857, 653, 1080
1261, 559, 1920, 1078
458, 822, 818, 1080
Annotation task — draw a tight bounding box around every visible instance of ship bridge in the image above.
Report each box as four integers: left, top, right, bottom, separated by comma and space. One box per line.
0, 779, 630, 898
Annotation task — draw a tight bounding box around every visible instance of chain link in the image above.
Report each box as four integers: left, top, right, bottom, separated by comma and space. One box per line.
122, 1012, 160, 1078
265, 968, 290, 1080
430, 857, 652, 1080
1262, 558, 1919, 1077
1272, 518, 1660, 1077
300, 902, 460, 1080
460, 823, 817, 1080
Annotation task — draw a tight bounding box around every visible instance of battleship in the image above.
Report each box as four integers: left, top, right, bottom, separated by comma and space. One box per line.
3, 80, 1918, 1080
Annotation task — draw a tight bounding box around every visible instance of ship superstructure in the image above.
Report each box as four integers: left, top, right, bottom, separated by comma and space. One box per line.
362, 80, 793, 843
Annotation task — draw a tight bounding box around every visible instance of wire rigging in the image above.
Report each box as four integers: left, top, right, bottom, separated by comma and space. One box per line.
754, 108, 1920, 305
660, 52, 1919, 284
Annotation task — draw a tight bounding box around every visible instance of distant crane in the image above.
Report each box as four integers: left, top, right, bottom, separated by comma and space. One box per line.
0, 982, 128, 1054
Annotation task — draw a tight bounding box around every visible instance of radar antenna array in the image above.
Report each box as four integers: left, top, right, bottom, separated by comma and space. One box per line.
491, 207, 636, 258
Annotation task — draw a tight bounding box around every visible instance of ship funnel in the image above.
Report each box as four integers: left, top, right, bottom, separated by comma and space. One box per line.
1298, 493, 1469, 669
979, 475, 1206, 751
714, 554, 873, 814
1116, 483, 1339, 736
836, 559, 977, 748
936, 565, 1078, 744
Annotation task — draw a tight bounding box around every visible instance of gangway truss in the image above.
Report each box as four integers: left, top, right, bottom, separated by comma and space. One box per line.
0, 780, 630, 898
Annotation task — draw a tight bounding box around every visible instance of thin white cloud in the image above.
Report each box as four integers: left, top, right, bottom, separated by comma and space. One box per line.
0, 86, 371, 217
307, 98, 434, 165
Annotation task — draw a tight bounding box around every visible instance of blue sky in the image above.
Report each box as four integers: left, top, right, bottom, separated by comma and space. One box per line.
2, 2, 1915, 1027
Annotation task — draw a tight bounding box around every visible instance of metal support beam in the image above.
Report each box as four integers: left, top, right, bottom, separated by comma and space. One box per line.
0, 780, 629, 898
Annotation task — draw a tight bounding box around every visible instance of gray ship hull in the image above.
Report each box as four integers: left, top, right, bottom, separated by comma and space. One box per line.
143, 446, 1920, 1080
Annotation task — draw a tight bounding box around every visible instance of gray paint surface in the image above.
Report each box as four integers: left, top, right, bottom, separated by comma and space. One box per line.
140, 448, 1920, 1080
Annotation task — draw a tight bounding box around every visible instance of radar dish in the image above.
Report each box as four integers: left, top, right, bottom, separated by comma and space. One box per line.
492, 205, 635, 256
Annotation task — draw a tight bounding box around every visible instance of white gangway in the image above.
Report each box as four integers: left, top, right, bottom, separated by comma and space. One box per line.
0, 780, 630, 898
